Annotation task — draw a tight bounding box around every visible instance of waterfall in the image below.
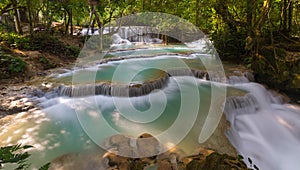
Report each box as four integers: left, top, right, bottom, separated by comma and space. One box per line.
82, 26, 161, 44
57, 68, 208, 97
2, 42, 300, 170
224, 82, 300, 170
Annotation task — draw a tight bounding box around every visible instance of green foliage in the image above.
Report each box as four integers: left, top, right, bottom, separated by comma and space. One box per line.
0, 144, 50, 170
38, 162, 51, 170
211, 29, 247, 61
39, 56, 56, 69
65, 45, 80, 58
245, 46, 299, 98
29, 33, 79, 58
0, 53, 25, 77
0, 32, 79, 58
0, 33, 30, 49
0, 144, 33, 169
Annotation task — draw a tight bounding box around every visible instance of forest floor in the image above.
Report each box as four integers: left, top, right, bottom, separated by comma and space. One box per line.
0, 35, 84, 118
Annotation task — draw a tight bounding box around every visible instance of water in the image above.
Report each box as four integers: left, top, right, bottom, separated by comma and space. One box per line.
1, 38, 300, 170
225, 83, 300, 170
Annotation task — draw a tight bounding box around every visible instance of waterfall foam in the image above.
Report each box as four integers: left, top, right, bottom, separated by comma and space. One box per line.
224, 82, 300, 170
57, 68, 208, 97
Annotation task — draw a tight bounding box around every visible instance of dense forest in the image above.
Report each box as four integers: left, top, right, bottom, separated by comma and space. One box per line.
0, 0, 299, 98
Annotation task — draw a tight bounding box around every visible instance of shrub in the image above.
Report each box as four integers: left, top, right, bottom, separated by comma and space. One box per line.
0, 53, 25, 78
0, 144, 33, 169
0, 33, 30, 49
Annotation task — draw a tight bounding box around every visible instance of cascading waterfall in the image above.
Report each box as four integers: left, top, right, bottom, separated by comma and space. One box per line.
224, 81, 300, 170
83, 26, 162, 44
0, 36, 299, 170
57, 68, 208, 97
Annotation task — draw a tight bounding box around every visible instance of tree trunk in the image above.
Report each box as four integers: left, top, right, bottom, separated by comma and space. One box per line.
70, 8, 73, 35
26, 0, 33, 35
246, 0, 254, 32
214, 0, 237, 32
93, 5, 103, 50
283, 0, 288, 32
287, 0, 293, 33
246, 0, 272, 55
12, 0, 22, 34
195, 0, 200, 27
64, 10, 68, 35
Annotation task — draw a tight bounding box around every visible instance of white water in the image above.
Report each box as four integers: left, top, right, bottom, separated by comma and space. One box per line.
1, 37, 300, 169
225, 82, 300, 170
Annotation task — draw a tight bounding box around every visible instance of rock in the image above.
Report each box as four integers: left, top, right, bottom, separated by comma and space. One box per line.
103, 152, 129, 168
186, 152, 248, 170
137, 133, 161, 158
104, 133, 161, 158
157, 159, 173, 170
49, 152, 107, 170
199, 114, 237, 157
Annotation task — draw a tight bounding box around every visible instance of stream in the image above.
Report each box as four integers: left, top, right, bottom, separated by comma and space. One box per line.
1, 37, 300, 170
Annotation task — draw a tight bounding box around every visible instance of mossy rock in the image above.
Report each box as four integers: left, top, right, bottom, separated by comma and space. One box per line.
186, 152, 248, 170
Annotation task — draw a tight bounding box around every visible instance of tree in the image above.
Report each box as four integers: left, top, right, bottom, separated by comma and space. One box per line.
11, 0, 22, 34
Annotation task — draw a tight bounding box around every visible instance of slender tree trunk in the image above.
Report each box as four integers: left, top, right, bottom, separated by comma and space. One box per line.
283, 0, 288, 31
26, 0, 33, 35
287, 0, 293, 33
93, 5, 103, 50
214, 0, 237, 32
70, 8, 73, 35
64, 10, 68, 35
281, 0, 288, 32
246, 0, 272, 54
195, 0, 200, 27
45, 1, 53, 33
12, 0, 22, 34
246, 0, 254, 32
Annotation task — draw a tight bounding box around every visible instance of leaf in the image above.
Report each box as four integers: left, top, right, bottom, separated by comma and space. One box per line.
39, 162, 51, 170
22, 145, 34, 150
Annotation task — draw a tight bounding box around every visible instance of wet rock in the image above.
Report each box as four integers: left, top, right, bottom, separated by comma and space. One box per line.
104, 133, 161, 158
49, 152, 107, 170
200, 114, 237, 157
157, 159, 173, 170
186, 152, 248, 170
137, 133, 161, 158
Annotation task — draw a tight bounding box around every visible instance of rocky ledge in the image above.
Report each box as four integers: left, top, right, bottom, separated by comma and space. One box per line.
50, 133, 248, 170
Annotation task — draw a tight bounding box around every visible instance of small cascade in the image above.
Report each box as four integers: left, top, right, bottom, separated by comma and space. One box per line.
58, 74, 170, 97
111, 34, 132, 46
227, 71, 254, 84
227, 76, 249, 84
81, 26, 162, 44
224, 83, 300, 170
167, 68, 209, 80
117, 26, 160, 43
224, 94, 259, 123
57, 68, 209, 98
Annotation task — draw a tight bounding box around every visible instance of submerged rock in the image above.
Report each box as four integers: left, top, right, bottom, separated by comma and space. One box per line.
104, 133, 161, 158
